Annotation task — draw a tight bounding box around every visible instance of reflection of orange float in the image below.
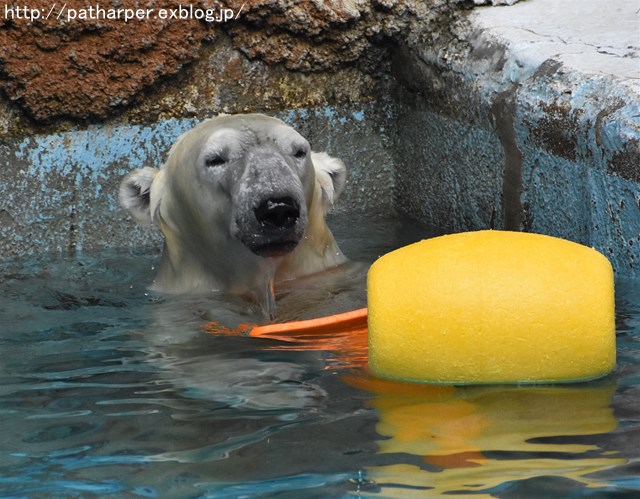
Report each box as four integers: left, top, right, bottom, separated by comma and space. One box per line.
345, 374, 489, 470
207, 306, 624, 493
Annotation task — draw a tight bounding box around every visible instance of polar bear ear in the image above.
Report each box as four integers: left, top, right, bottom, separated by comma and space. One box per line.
311, 152, 347, 212
119, 167, 161, 226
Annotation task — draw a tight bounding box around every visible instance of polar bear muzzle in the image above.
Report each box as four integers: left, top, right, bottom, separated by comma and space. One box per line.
235, 193, 306, 258
229, 144, 310, 258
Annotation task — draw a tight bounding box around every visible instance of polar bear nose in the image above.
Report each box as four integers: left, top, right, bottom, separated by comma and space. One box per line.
255, 197, 300, 229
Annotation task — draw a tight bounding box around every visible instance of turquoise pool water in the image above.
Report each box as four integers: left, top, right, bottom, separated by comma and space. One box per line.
0, 215, 638, 498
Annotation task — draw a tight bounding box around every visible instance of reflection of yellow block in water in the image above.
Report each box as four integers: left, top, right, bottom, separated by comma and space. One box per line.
469, 385, 619, 453
368, 230, 616, 384
345, 373, 624, 496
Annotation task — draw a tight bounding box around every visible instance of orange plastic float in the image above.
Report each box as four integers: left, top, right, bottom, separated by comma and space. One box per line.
205, 308, 369, 370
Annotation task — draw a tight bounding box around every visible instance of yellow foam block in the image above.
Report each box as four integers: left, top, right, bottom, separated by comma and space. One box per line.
367, 230, 616, 384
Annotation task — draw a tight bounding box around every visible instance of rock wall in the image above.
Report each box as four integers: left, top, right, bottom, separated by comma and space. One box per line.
0, 0, 462, 124
0, 0, 210, 122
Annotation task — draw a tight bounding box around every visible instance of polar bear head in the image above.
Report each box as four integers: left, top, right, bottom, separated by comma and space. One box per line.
119, 114, 348, 314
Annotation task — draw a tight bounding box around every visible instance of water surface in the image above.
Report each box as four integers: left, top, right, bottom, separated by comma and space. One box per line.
0, 215, 638, 498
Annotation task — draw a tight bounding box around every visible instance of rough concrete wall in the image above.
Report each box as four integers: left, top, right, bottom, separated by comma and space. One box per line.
393, 98, 505, 233
391, 1, 640, 276
391, 47, 505, 234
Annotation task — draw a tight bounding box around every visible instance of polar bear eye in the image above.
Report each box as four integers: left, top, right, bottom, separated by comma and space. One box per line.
205, 155, 226, 168
293, 148, 307, 160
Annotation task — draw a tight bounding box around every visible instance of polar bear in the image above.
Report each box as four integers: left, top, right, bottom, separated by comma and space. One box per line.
119, 114, 348, 316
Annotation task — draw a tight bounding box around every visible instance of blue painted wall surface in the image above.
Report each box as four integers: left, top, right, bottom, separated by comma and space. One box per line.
520, 150, 639, 276
393, 106, 505, 233
391, 26, 640, 278
514, 77, 640, 276
1, 118, 198, 258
